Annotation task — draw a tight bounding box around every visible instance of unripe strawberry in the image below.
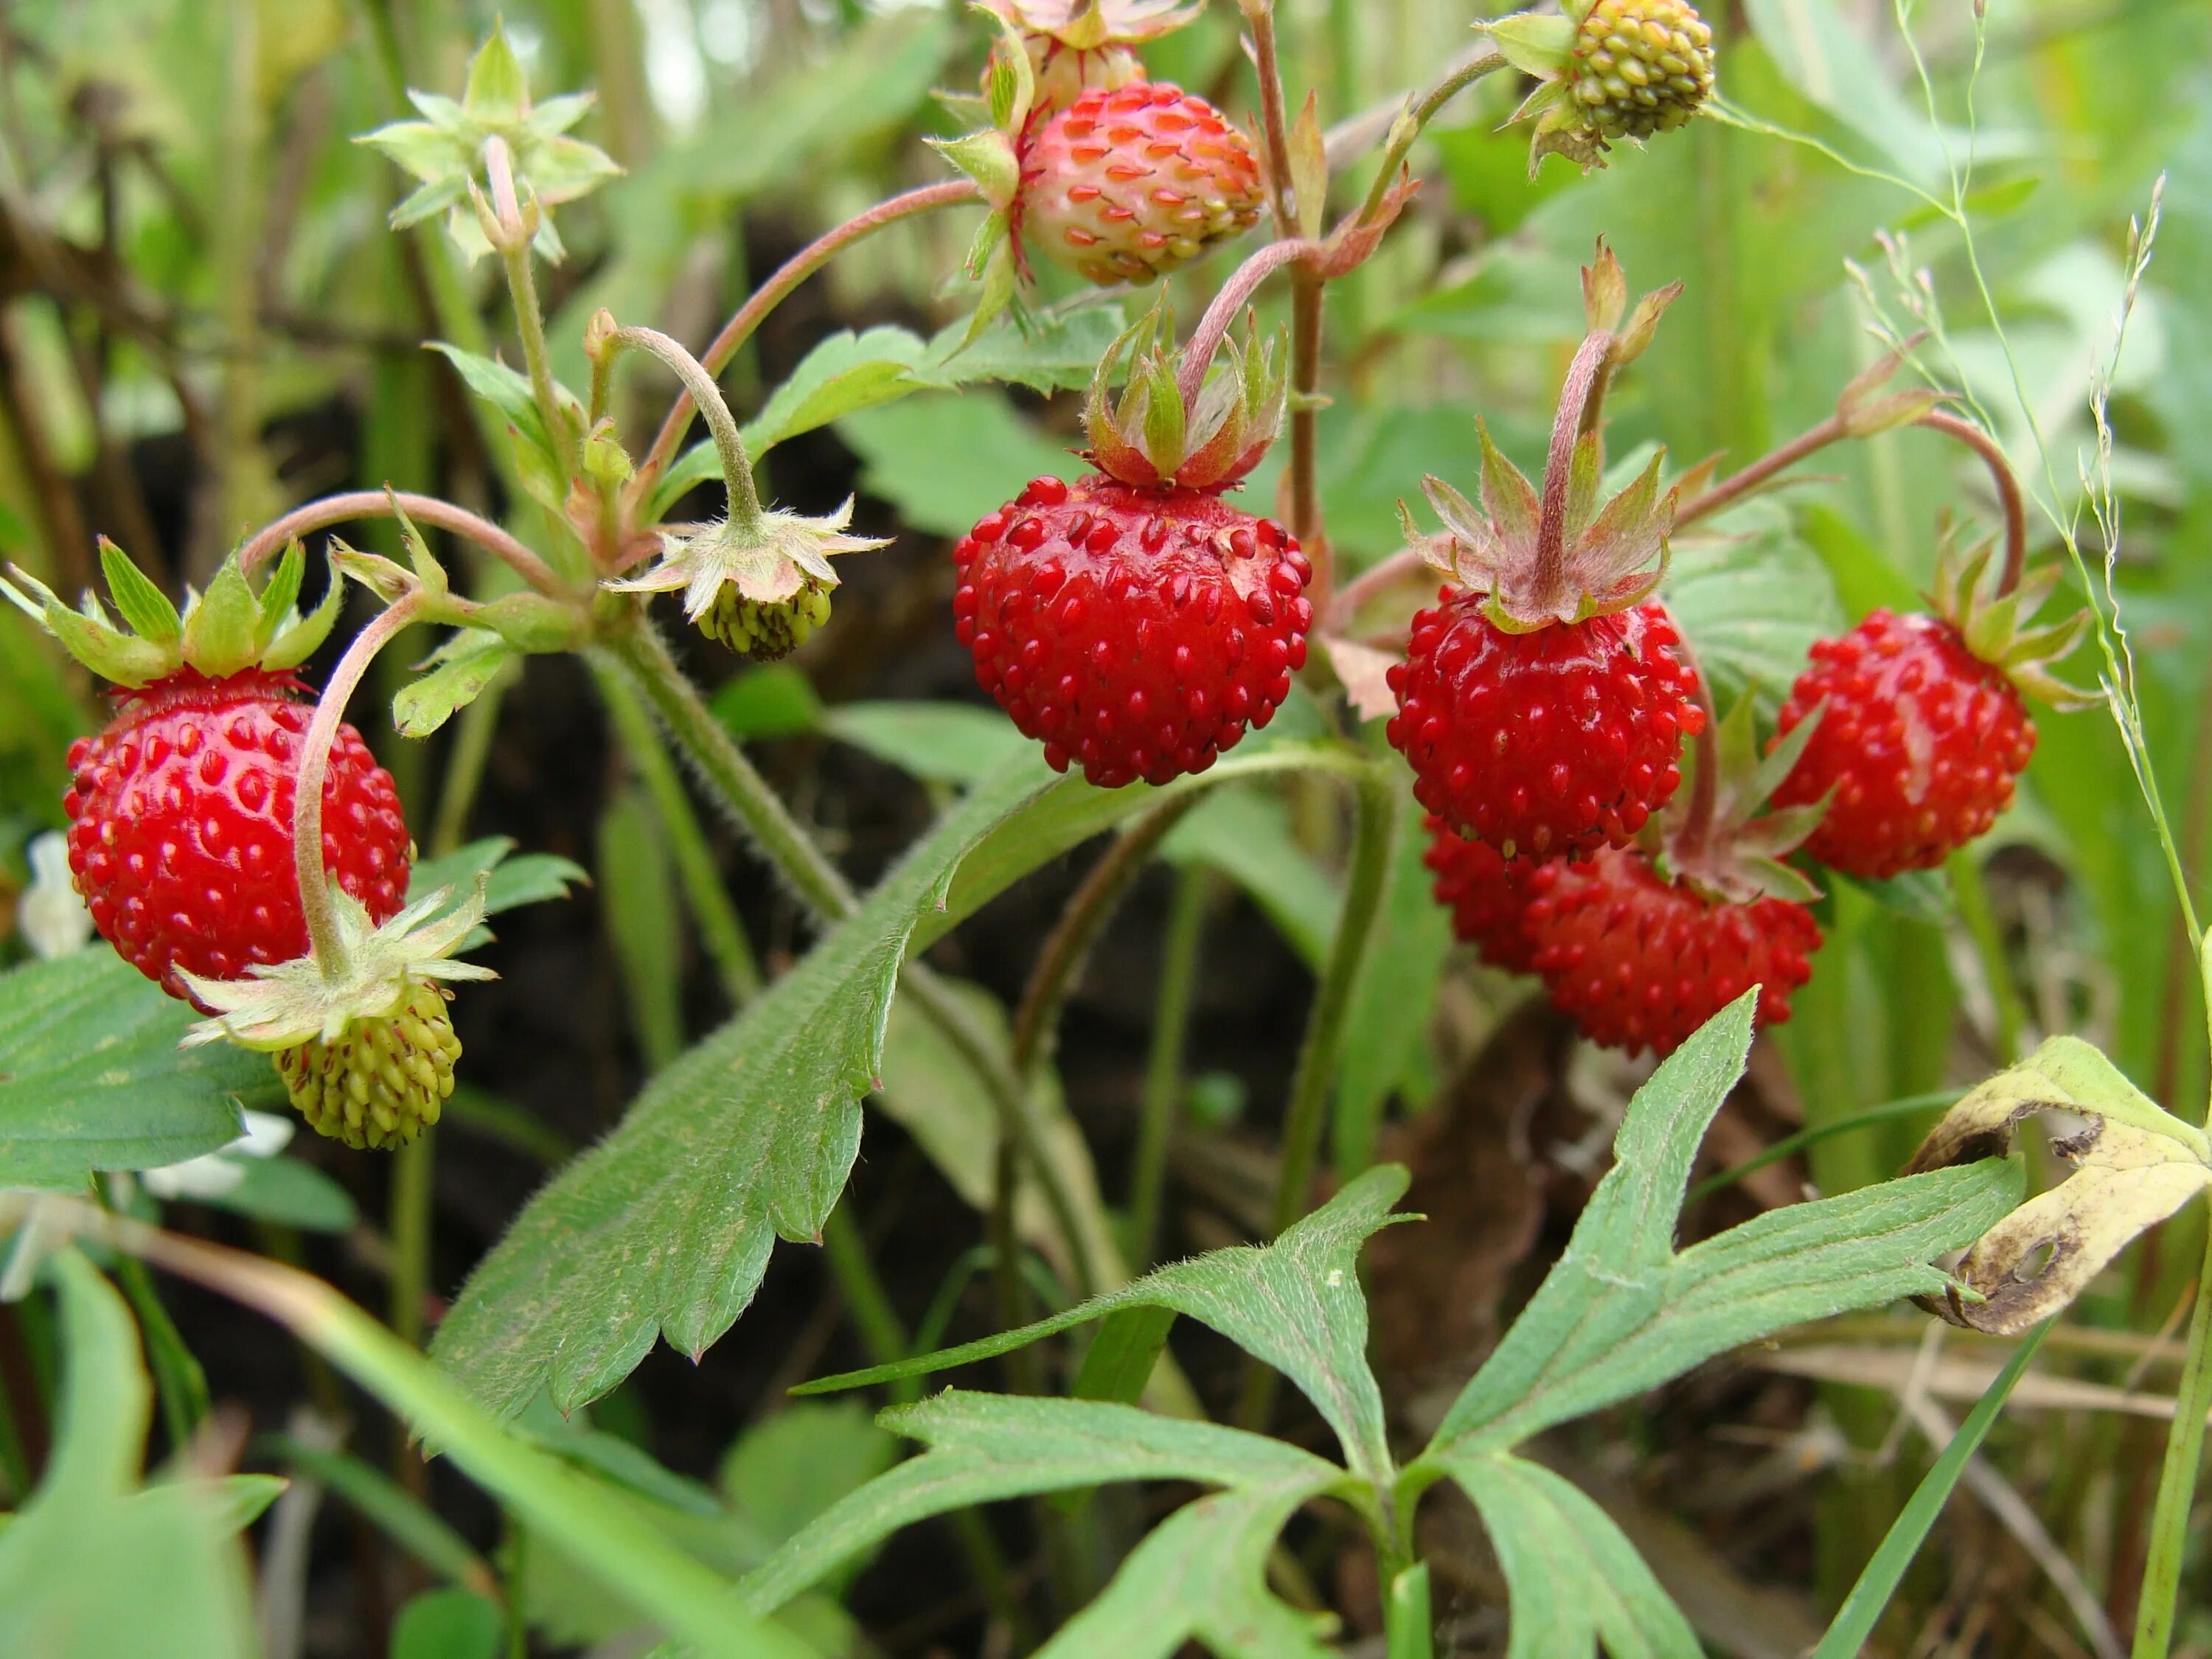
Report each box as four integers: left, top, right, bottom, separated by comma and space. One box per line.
1568, 0, 1715, 142
612, 501, 884, 663
1523, 846, 1820, 1057
1019, 81, 1265, 286
1388, 594, 1703, 860
701, 574, 836, 661
981, 1, 1200, 117
275, 978, 461, 1151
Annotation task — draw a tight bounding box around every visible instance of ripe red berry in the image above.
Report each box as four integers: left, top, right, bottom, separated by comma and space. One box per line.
1521, 846, 1821, 1057
953, 473, 1312, 789
64, 668, 411, 1006
1770, 610, 2036, 878
1422, 815, 1544, 974
1018, 80, 1265, 286
1386, 594, 1705, 860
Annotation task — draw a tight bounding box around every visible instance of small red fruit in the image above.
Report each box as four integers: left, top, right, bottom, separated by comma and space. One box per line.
65, 667, 411, 1004
1521, 846, 1821, 1057
1772, 610, 2035, 878
1387, 595, 1704, 860
955, 473, 1311, 788
1018, 80, 1265, 286
1422, 815, 1543, 974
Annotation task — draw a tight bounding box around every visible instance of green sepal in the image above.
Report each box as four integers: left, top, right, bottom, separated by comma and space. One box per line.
388, 492, 453, 605
262, 568, 346, 674
47, 600, 173, 687
462, 19, 529, 123
1140, 354, 1186, 473
975, 2, 1037, 133
394, 631, 518, 740
252, 541, 307, 655
97, 539, 180, 644
1481, 11, 1576, 77
180, 558, 266, 680
477, 592, 584, 653
929, 131, 1022, 212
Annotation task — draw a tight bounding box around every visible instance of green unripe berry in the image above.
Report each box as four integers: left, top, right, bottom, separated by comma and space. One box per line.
275, 979, 461, 1151
700, 576, 836, 661
1571, 0, 1715, 141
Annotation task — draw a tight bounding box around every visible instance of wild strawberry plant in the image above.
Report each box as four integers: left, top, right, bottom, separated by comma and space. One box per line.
0, 2, 2203, 1656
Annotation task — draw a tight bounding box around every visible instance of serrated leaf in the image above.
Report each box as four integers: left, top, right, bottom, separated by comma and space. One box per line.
742, 1391, 1340, 1623
798, 1167, 1410, 1483
1436, 1453, 1700, 1659
0, 949, 276, 1189
406, 838, 588, 953
431, 755, 1091, 1415
1666, 504, 1846, 717
921, 302, 1131, 394
1419, 992, 2027, 1457
0, 1255, 260, 1657
394, 632, 518, 740
425, 344, 567, 471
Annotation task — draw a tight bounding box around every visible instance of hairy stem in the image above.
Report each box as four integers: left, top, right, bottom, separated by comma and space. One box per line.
1354, 52, 1508, 226
608, 325, 767, 531
630, 181, 980, 509
1674, 414, 1848, 531
484, 139, 576, 479
1532, 330, 1617, 609
1917, 409, 2028, 596
1177, 239, 1319, 410
1239, 768, 1399, 1430
237, 493, 564, 597
294, 594, 425, 975
596, 619, 855, 921
1243, 4, 1299, 238
1009, 799, 1200, 1079
1130, 867, 1212, 1267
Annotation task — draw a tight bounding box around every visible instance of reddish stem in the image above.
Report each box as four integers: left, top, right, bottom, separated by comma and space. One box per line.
237, 491, 563, 598
628, 181, 980, 514
1176, 238, 1320, 409
1531, 331, 1616, 610
1916, 409, 2027, 597
1674, 415, 1847, 533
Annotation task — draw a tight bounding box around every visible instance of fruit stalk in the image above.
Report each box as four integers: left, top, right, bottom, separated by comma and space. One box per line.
1354, 52, 1508, 226
1533, 330, 1619, 611
235, 490, 566, 597
1916, 409, 2027, 596
293, 591, 428, 977
1175, 238, 1319, 408
608, 325, 770, 533
483, 137, 579, 479
628, 180, 982, 509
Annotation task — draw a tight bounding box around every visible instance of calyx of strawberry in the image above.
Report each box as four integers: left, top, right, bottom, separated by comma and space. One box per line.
1662, 695, 1829, 906
1084, 305, 1286, 493
1, 540, 341, 689
180, 884, 495, 1051
608, 501, 888, 630
1930, 524, 2096, 709
1485, 0, 1717, 175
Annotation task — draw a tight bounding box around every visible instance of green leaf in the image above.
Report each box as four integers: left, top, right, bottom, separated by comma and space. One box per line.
392, 1587, 504, 1659
408, 838, 591, 933
823, 700, 1032, 788
1741, 0, 1946, 181
841, 392, 1084, 538
393, 631, 518, 740
798, 1167, 1410, 1484
0, 949, 276, 1190
431, 754, 1076, 1416
720, 1402, 900, 1559
1161, 785, 1340, 971
741, 1391, 1341, 1616
1834, 866, 1955, 925
425, 344, 577, 476
1666, 504, 1847, 717
1436, 1453, 1700, 1659
0, 1254, 260, 1658
712, 665, 825, 741
923, 302, 1131, 394
1072, 1307, 1179, 1408
1419, 993, 2026, 1458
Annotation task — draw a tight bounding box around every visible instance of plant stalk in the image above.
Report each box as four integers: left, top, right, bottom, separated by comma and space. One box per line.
1130, 868, 1213, 1267
483, 139, 577, 479
608, 326, 768, 532
237, 491, 564, 599
1531, 330, 1617, 611
1354, 53, 1508, 226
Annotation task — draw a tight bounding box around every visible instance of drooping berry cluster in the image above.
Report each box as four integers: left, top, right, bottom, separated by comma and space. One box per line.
275, 977, 462, 1152
64, 669, 411, 1005
956, 475, 1310, 788
1388, 596, 1703, 861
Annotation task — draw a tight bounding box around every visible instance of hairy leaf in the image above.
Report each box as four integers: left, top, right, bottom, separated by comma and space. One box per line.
1423, 992, 2025, 1455
742, 1391, 1340, 1616
0, 949, 274, 1189
799, 1167, 1410, 1482
432, 756, 1074, 1415
1666, 505, 1845, 717
1436, 1452, 1700, 1659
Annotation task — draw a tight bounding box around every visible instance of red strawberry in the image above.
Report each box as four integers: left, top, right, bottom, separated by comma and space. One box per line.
7, 540, 411, 1008
956, 474, 1310, 787
1018, 80, 1265, 286
1422, 814, 1544, 974
1773, 611, 2034, 878
66, 669, 410, 1004
1388, 594, 1703, 860
955, 307, 1303, 788
1521, 846, 1820, 1057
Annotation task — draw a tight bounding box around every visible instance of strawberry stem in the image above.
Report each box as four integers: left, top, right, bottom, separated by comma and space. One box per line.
1672, 414, 1848, 531
1176, 238, 1317, 409
294, 591, 426, 978
628, 181, 981, 514
1354, 51, 1508, 227
483, 138, 580, 483
1916, 410, 2027, 597
1532, 330, 1617, 611
608, 326, 770, 537
237, 490, 566, 598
